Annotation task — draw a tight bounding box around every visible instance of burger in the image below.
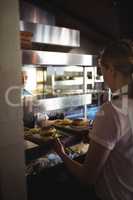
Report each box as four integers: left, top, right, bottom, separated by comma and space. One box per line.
54, 118, 72, 126
71, 118, 88, 127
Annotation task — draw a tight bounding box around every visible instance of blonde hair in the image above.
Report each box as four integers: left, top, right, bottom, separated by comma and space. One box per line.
100, 39, 133, 75
100, 39, 133, 99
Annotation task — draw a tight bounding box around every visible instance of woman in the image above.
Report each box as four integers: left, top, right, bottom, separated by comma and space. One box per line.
54, 39, 133, 200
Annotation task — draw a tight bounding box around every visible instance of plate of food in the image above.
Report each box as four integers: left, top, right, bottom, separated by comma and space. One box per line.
24, 126, 62, 144
70, 118, 89, 128
54, 118, 73, 126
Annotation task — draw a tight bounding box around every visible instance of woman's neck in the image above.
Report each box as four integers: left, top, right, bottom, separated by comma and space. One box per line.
112, 75, 131, 92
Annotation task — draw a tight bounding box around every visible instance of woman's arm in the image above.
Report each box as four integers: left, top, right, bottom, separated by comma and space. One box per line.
54, 138, 111, 185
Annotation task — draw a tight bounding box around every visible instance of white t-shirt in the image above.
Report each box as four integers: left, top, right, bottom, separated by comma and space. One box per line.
89, 98, 133, 200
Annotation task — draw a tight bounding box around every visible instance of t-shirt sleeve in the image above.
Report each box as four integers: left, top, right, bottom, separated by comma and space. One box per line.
89, 103, 120, 150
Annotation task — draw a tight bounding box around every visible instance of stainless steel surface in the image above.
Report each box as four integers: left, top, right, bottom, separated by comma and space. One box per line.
54, 79, 93, 86
37, 94, 92, 112
83, 67, 87, 94
83, 67, 87, 119
59, 66, 83, 72
22, 50, 92, 66
54, 90, 83, 95
87, 89, 107, 93
20, 21, 80, 47
49, 66, 96, 72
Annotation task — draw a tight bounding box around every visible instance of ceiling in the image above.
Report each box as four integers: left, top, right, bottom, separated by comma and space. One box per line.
22, 0, 133, 53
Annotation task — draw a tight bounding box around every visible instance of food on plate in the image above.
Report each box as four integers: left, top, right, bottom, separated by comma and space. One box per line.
40, 127, 56, 137
54, 118, 72, 126
71, 118, 89, 127
24, 127, 30, 131
29, 128, 41, 134
24, 127, 40, 136
24, 130, 32, 137
24, 125, 62, 141
24, 126, 55, 136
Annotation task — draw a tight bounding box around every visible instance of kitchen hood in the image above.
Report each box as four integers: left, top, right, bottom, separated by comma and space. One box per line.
20, 20, 80, 47
22, 50, 92, 66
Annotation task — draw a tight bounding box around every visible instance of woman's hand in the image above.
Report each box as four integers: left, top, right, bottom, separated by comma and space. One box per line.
54, 138, 66, 157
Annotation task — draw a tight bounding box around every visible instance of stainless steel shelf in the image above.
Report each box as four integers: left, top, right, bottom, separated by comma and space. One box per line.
20, 20, 80, 47
87, 89, 107, 93
54, 79, 98, 86
36, 94, 92, 112
22, 50, 93, 66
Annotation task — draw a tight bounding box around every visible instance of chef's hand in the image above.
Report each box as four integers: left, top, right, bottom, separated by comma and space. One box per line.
53, 138, 66, 157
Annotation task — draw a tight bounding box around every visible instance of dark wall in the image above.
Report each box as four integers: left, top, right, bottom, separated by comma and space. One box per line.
19, 0, 55, 25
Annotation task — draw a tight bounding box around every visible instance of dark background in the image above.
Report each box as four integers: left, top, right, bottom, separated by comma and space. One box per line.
20, 0, 133, 53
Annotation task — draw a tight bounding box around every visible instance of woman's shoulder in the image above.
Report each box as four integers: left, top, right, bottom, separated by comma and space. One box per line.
94, 101, 116, 124
100, 101, 114, 114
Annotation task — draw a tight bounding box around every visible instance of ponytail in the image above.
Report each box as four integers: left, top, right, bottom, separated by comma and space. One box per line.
128, 74, 133, 99
127, 73, 133, 133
